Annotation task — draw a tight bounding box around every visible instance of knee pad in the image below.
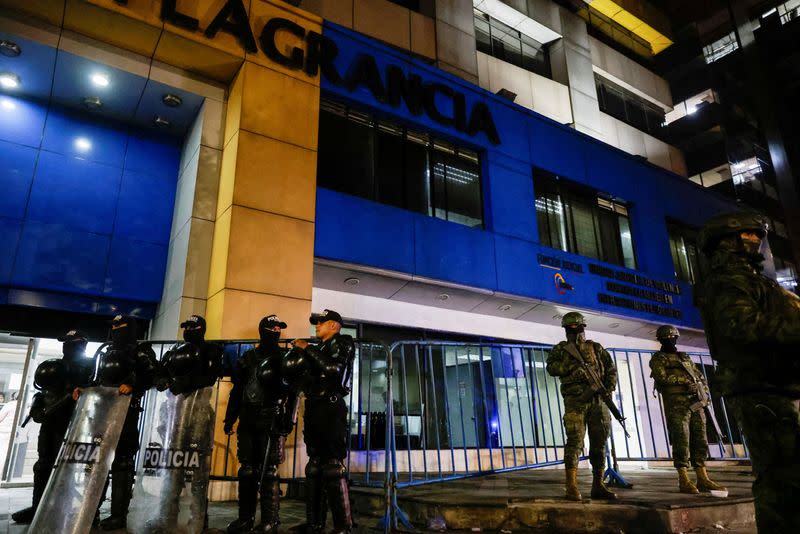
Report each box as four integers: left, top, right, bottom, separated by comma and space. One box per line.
306, 458, 322, 479
322, 460, 346, 481
238, 465, 256, 481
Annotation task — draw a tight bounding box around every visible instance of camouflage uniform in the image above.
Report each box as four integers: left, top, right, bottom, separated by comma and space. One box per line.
547, 339, 617, 470
650, 351, 709, 469
697, 212, 800, 533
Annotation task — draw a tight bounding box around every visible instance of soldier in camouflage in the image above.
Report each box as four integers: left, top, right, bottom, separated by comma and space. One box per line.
649, 325, 725, 494
546, 312, 618, 501
696, 211, 800, 533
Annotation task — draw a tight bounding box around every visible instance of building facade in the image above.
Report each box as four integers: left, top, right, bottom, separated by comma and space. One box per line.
0, 0, 755, 495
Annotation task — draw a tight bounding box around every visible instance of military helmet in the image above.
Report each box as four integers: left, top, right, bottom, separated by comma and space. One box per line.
34, 359, 66, 390
655, 325, 680, 340
697, 212, 768, 254
561, 312, 586, 328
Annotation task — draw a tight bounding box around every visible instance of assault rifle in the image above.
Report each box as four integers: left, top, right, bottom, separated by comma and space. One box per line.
564, 343, 630, 438
681, 360, 725, 441
21, 392, 73, 428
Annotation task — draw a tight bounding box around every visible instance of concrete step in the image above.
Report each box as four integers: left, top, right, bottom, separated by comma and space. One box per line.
351, 465, 756, 534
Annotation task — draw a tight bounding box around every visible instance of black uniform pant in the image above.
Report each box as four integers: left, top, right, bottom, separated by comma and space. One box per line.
32, 414, 71, 509
304, 395, 351, 532
236, 405, 281, 520
101, 406, 140, 518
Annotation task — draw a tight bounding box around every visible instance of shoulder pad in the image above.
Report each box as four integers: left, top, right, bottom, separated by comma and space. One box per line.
135, 342, 156, 358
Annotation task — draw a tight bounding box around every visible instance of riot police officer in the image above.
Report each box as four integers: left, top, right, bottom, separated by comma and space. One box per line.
157, 315, 223, 395
11, 330, 95, 524
224, 315, 295, 534
289, 309, 355, 534
546, 312, 618, 501
76, 315, 160, 531
696, 212, 800, 533
649, 325, 725, 494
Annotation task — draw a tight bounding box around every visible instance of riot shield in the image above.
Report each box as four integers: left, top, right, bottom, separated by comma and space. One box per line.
128, 386, 216, 534
29, 386, 131, 534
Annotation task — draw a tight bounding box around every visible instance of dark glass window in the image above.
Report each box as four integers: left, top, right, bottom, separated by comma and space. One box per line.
667, 222, 700, 284
595, 75, 666, 139
535, 171, 636, 269
473, 9, 551, 79
317, 100, 483, 228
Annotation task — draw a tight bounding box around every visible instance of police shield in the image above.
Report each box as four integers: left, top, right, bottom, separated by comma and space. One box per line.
127, 386, 216, 534
29, 386, 131, 534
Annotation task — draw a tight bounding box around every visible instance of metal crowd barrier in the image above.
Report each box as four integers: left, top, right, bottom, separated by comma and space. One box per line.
136, 338, 747, 531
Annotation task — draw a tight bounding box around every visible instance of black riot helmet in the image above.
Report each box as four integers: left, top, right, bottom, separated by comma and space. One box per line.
165, 347, 199, 378
256, 355, 279, 386
58, 330, 88, 361
259, 314, 287, 344
281, 347, 308, 383
110, 315, 138, 347
180, 315, 206, 345
34, 359, 66, 391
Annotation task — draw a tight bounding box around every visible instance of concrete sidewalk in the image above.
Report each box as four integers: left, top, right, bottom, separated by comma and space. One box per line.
0, 464, 756, 533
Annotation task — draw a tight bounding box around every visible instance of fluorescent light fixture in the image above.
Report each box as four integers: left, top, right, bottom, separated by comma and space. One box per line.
686, 105, 696, 114
0, 72, 20, 89
474, 0, 562, 44
90, 73, 109, 87
1, 98, 15, 110
74, 137, 92, 152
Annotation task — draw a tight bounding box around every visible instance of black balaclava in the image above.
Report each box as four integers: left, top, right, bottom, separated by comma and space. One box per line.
60, 330, 88, 362
181, 315, 206, 345
659, 336, 678, 353
258, 315, 285, 346
110, 316, 138, 347
565, 324, 586, 344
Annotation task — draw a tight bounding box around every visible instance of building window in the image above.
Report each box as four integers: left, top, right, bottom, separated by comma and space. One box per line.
535, 171, 636, 269
317, 100, 483, 229
667, 222, 701, 284
595, 75, 666, 138
703, 31, 739, 64
775, 255, 798, 291
474, 9, 551, 78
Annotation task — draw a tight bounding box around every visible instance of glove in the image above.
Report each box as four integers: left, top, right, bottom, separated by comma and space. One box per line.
155, 377, 171, 392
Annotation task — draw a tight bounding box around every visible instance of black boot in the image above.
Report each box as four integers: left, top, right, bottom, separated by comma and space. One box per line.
305, 460, 326, 534
323, 462, 352, 534
252, 476, 281, 533
99, 468, 135, 530
11, 507, 34, 524
12, 459, 52, 524
227, 467, 257, 533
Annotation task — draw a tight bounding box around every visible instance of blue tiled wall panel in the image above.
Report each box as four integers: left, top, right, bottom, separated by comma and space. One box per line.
115, 169, 176, 245
1, 96, 180, 317
0, 217, 22, 284
42, 108, 128, 167
0, 140, 37, 220
125, 131, 181, 180
0, 95, 46, 148
314, 23, 740, 329
12, 221, 110, 294
26, 151, 122, 235
104, 237, 168, 301
414, 217, 497, 288
314, 188, 415, 274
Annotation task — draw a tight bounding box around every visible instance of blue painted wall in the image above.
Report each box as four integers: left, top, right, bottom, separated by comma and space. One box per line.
0, 94, 180, 317
314, 23, 737, 329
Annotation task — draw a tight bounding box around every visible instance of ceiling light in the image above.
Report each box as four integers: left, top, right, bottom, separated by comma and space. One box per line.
1, 98, 15, 111
436, 293, 450, 301
82, 96, 102, 110
0, 40, 21, 58
498, 304, 512, 311
343, 277, 360, 286
74, 137, 92, 152
0, 72, 20, 89
90, 73, 109, 87
154, 116, 171, 128
162, 93, 182, 107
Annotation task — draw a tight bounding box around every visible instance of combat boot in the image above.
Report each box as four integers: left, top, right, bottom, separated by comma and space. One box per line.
10, 507, 34, 524
252, 477, 281, 533
100, 468, 134, 531
564, 468, 582, 501
695, 467, 726, 492
677, 467, 699, 494
590, 470, 617, 500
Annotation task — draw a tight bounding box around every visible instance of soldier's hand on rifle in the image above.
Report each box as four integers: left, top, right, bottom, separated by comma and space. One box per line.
118, 384, 133, 395
292, 339, 309, 350
224, 421, 235, 435
570, 368, 587, 381
72, 387, 82, 401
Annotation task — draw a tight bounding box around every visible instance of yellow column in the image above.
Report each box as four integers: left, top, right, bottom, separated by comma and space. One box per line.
206, 2, 322, 494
